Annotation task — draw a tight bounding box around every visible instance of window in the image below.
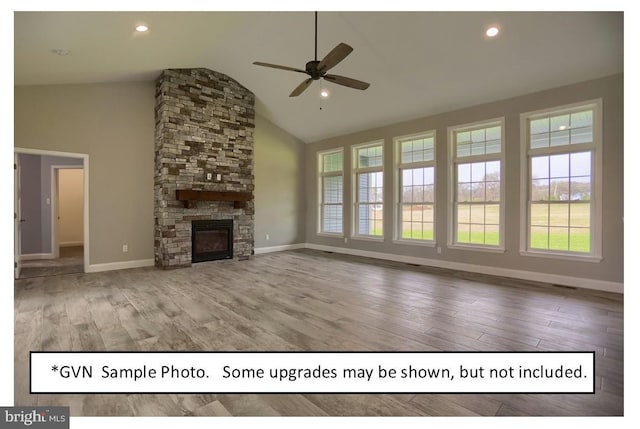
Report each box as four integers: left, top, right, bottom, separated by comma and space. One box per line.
449, 120, 504, 249
353, 141, 384, 238
318, 149, 343, 235
521, 101, 601, 259
395, 132, 436, 242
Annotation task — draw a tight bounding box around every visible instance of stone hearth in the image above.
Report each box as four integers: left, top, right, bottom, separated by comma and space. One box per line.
154, 68, 255, 269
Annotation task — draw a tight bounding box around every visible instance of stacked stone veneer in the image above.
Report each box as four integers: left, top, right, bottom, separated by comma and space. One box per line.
154, 68, 255, 268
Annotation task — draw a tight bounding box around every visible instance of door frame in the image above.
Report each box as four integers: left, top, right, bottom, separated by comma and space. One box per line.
15, 148, 90, 273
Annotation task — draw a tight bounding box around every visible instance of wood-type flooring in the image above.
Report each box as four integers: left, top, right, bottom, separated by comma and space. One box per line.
13, 249, 623, 416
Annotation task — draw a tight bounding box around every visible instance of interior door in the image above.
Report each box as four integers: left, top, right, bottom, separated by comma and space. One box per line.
14, 153, 22, 279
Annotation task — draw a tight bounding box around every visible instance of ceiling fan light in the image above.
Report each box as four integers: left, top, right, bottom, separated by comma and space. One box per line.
486, 26, 500, 38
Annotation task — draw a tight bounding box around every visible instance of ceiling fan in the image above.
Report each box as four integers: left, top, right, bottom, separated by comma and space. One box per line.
253, 12, 370, 97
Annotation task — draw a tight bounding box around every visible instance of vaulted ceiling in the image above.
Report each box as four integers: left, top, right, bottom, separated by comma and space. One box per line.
14, 11, 623, 142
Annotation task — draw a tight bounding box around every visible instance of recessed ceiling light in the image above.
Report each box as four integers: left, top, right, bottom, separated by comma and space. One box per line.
485, 26, 500, 38
50, 48, 70, 56
135, 25, 149, 32
320, 89, 329, 98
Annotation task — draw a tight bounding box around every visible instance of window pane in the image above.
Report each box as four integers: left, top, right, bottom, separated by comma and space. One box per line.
411, 205, 423, 222
469, 205, 485, 224
458, 163, 471, 183
485, 204, 500, 225
457, 125, 501, 157
571, 127, 592, 144
531, 132, 549, 149
322, 205, 343, 233
471, 162, 485, 181
457, 131, 471, 145
470, 224, 485, 244
550, 130, 570, 147
531, 203, 549, 226
357, 145, 383, 168
570, 202, 590, 227
531, 179, 550, 201
457, 204, 470, 224
485, 225, 500, 245
571, 176, 591, 201
549, 204, 569, 227
400, 136, 435, 163
457, 143, 471, 157
403, 169, 413, 186
530, 117, 549, 135
549, 227, 569, 251
569, 227, 590, 252
571, 110, 592, 129
322, 151, 342, 172
549, 154, 569, 178
486, 139, 501, 154
550, 114, 570, 132
471, 183, 486, 201
424, 184, 434, 202
457, 223, 470, 243
458, 184, 471, 202
570, 152, 591, 177
531, 156, 549, 179
530, 226, 549, 249
323, 176, 342, 204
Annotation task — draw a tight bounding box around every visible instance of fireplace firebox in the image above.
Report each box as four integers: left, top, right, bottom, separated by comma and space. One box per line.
192, 219, 233, 263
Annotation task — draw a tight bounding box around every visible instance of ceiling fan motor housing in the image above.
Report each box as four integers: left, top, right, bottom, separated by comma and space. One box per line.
305, 60, 323, 79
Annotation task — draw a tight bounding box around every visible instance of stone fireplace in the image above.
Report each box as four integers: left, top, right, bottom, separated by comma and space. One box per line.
154, 68, 255, 269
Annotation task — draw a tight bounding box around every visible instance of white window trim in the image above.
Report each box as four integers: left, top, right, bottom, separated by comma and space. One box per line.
519, 99, 603, 261
392, 130, 437, 246
317, 148, 344, 237
352, 140, 385, 240
447, 117, 506, 251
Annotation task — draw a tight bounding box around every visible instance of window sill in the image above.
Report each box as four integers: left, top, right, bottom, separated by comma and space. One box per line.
351, 235, 384, 242
448, 244, 505, 254
317, 232, 344, 239
520, 250, 602, 263
393, 239, 436, 247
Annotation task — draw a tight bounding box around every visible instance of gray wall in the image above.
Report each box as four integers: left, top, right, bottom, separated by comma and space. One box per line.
15, 82, 156, 265
18, 153, 83, 255
18, 154, 42, 254
254, 114, 306, 248
15, 81, 307, 265
305, 74, 623, 284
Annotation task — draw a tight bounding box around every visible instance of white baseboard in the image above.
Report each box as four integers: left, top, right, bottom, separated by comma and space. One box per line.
87, 258, 154, 273
305, 243, 623, 294
254, 243, 306, 255
20, 253, 55, 261
60, 241, 84, 247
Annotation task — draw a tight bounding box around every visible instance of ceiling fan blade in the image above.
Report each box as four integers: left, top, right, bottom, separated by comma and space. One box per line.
253, 62, 307, 74
323, 74, 370, 90
289, 78, 313, 97
317, 43, 353, 73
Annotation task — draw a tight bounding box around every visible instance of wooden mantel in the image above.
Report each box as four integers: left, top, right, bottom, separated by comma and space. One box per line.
176, 189, 252, 209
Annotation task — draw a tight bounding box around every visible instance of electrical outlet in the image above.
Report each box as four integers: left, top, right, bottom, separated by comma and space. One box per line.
344, 237, 348, 244
436, 246, 442, 254
265, 233, 270, 241
122, 244, 128, 253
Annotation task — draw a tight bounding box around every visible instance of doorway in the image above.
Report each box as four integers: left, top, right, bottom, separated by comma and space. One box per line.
14, 148, 89, 279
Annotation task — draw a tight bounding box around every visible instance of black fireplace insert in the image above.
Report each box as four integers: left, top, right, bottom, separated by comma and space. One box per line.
192, 219, 233, 263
